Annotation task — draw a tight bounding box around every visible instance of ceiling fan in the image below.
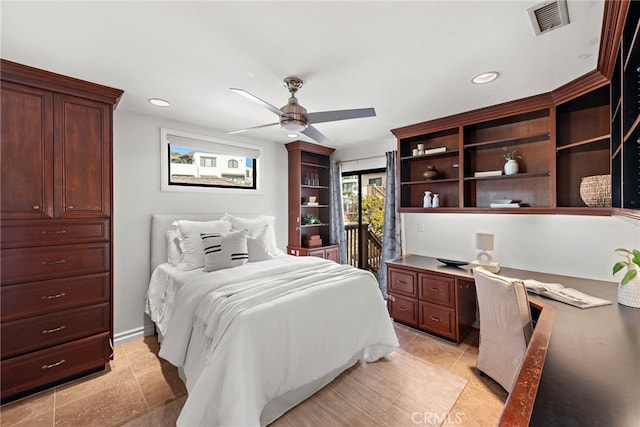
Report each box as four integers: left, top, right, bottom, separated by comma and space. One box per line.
229, 76, 376, 144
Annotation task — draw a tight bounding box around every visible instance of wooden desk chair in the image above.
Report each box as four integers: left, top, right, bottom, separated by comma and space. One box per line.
472, 267, 533, 392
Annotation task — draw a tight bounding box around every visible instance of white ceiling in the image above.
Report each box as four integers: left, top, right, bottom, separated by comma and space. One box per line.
1, 1, 605, 149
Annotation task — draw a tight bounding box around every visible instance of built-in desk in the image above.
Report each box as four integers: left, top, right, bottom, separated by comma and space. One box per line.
386, 255, 640, 427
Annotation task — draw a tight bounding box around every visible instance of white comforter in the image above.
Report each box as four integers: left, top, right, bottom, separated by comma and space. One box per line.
146, 255, 398, 427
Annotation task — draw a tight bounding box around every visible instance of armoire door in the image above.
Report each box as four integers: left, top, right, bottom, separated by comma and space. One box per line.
53, 94, 112, 218
1, 82, 54, 220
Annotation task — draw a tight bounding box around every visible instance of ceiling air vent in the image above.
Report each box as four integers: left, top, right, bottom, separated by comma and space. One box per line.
527, 0, 570, 36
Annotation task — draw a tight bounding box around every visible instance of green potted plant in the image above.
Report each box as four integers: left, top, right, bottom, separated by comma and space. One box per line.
502, 147, 521, 175
613, 248, 640, 308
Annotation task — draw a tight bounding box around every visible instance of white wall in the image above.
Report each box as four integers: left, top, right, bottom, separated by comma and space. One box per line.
334, 143, 640, 282
112, 110, 288, 340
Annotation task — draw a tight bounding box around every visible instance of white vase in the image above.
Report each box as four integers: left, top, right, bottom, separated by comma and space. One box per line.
432, 193, 440, 208
504, 159, 519, 175
618, 275, 640, 308
423, 191, 432, 208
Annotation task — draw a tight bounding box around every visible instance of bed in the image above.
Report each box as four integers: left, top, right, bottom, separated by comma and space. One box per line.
145, 214, 399, 426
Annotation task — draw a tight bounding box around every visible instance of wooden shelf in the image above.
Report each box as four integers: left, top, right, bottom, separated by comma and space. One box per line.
401, 178, 459, 185
464, 172, 550, 181
300, 161, 329, 169
555, 134, 610, 151
464, 133, 550, 149
400, 150, 459, 161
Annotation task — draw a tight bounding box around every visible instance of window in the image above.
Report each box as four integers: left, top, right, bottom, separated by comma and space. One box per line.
161, 128, 262, 192
368, 177, 382, 186
200, 157, 217, 167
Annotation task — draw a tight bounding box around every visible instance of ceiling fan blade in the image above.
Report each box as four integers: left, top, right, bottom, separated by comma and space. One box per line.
230, 88, 289, 117
301, 124, 328, 144
306, 107, 376, 124
228, 122, 279, 135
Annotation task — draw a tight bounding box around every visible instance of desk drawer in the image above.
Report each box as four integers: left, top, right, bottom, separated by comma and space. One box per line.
0, 332, 110, 400
1, 243, 109, 285
388, 267, 418, 298
388, 293, 418, 326
419, 273, 455, 307
1, 273, 110, 322
1, 303, 110, 359
0, 219, 109, 249
419, 301, 455, 339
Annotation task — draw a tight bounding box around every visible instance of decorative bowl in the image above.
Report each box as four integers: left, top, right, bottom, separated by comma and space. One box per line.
579, 174, 611, 207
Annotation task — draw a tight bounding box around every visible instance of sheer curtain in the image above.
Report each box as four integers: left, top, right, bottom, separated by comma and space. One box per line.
378, 150, 401, 298
329, 160, 347, 264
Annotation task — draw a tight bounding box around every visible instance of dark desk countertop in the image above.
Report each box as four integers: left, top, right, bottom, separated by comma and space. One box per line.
386, 255, 640, 426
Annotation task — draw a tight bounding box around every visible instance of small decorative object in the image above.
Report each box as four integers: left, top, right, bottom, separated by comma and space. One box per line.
423, 191, 432, 208
412, 148, 419, 156
303, 214, 321, 225
432, 193, 440, 208
417, 143, 425, 151
502, 147, 521, 175
307, 196, 317, 203
422, 165, 439, 180
579, 174, 611, 207
613, 248, 640, 308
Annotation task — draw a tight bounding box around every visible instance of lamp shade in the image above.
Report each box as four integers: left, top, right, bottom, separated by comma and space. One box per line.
476, 233, 494, 251
281, 120, 307, 133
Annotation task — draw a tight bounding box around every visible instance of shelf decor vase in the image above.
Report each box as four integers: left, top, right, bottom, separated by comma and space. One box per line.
504, 159, 519, 175
423, 191, 432, 208
618, 273, 640, 308
422, 165, 439, 180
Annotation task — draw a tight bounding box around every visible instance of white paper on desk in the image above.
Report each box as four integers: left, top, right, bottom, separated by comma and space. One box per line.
523, 279, 612, 309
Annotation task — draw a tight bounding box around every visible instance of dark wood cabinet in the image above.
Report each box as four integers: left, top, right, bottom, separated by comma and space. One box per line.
610, 0, 639, 216
386, 257, 476, 343
285, 141, 339, 261
0, 60, 122, 401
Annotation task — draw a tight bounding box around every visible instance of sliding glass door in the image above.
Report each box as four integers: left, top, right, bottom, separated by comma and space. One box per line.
341, 168, 385, 276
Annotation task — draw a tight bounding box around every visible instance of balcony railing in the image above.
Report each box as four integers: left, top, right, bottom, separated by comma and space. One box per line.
345, 222, 382, 276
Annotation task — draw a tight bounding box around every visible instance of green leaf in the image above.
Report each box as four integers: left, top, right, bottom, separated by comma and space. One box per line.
621, 269, 638, 286
613, 261, 627, 275
632, 249, 640, 268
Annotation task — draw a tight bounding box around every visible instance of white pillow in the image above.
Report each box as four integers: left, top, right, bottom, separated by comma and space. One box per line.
166, 229, 182, 266
247, 225, 273, 262
222, 214, 279, 256
202, 229, 249, 272
175, 219, 232, 270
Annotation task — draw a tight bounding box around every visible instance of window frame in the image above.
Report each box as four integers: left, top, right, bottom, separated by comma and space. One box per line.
160, 128, 263, 194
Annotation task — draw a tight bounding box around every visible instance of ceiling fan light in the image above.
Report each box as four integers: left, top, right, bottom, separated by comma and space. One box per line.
281, 120, 307, 133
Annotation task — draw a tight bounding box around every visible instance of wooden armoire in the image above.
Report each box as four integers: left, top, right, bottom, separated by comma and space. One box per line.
0, 60, 123, 400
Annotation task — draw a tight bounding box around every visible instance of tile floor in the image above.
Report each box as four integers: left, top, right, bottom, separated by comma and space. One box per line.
1, 324, 506, 426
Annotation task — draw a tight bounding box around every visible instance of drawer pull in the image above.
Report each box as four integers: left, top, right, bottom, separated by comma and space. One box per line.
397, 280, 407, 285
67, 204, 75, 210
431, 287, 442, 292
399, 307, 407, 311
41, 230, 67, 235
41, 259, 66, 265
42, 292, 66, 300
42, 325, 66, 334
430, 316, 441, 322
33, 205, 41, 210
41, 359, 66, 370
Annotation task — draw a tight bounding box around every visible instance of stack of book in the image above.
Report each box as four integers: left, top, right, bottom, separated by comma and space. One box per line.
490, 199, 521, 208
474, 170, 502, 177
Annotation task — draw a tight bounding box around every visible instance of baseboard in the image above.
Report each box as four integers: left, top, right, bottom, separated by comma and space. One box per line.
113, 324, 156, 346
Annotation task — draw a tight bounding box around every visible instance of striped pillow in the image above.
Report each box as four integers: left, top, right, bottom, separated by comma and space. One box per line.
202, 229, 249, 272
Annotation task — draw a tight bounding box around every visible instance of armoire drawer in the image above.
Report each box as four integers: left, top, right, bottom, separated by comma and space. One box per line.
0, 243, 109, 285
0, 219, 109, 249
419, 273, 455, 307
1, 273, 110, 322
1, 303, 110, 359
0, 332, 111, 400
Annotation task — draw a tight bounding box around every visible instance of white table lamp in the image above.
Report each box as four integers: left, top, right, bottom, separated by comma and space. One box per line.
470, 232, 500, 272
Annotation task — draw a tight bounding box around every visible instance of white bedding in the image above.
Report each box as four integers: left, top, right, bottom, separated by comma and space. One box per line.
145, 254, 398, 427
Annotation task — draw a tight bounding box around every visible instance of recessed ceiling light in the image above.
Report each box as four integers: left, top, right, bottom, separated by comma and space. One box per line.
472, 72, 500, 84
148, 98, 171, 107
286, 133, 299, 138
